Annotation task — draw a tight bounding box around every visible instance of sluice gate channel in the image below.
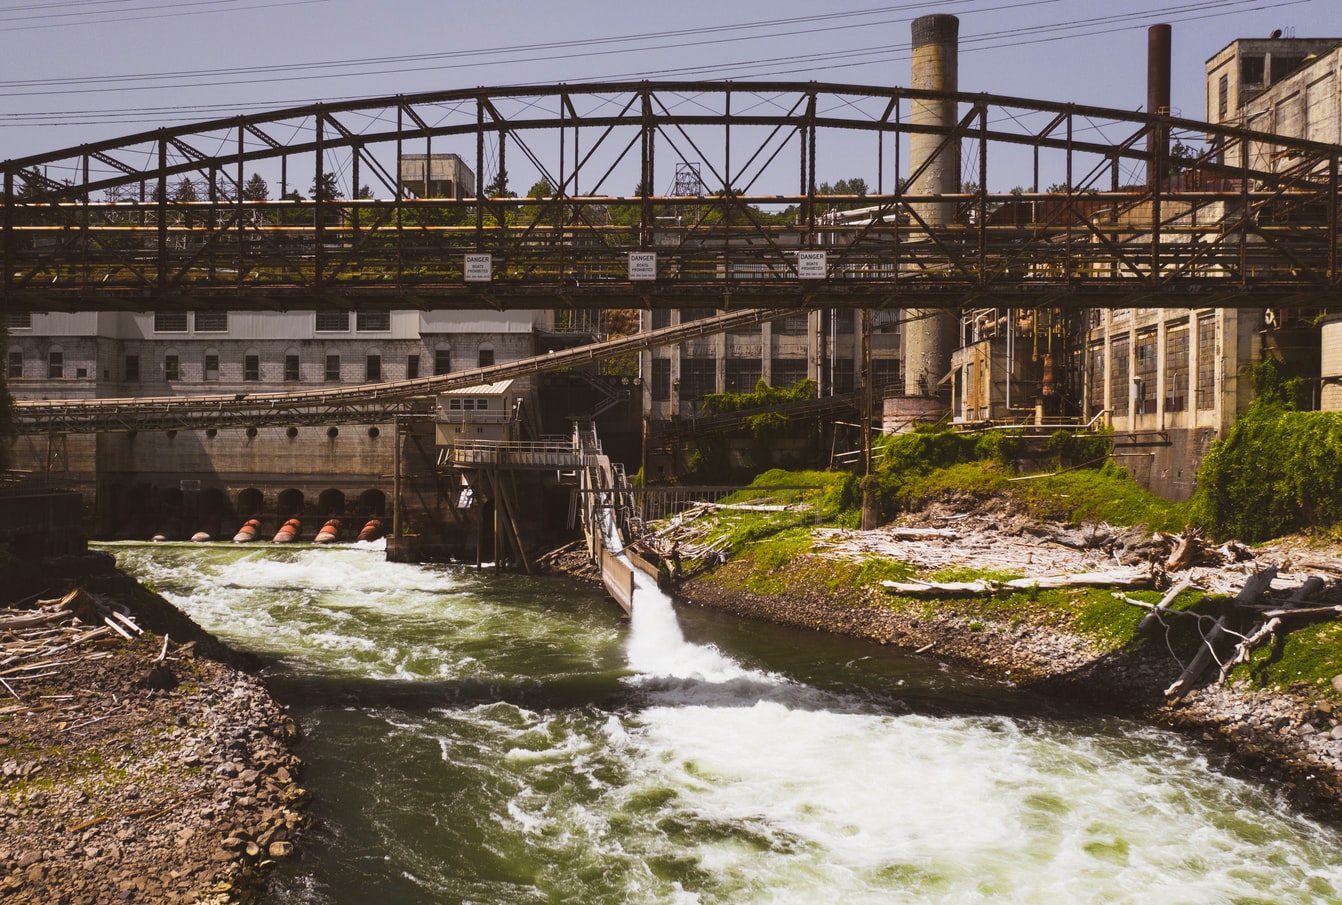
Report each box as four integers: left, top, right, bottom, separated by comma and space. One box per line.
436, 423, 648, 612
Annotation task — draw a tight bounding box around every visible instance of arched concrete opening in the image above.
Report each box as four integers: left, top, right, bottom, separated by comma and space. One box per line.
114, 482, 153, 539
237, 488, 264, 518
358, 489, 386, 517
157, 486, 185, 540
277, 488, 304, 520
196, 487, 228, 540
317, 488, 345, 518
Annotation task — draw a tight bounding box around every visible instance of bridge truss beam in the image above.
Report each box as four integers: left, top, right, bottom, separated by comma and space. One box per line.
3, 82, 1340, 312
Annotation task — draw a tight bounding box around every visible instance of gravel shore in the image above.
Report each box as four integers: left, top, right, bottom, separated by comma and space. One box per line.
0, 553, 305, 904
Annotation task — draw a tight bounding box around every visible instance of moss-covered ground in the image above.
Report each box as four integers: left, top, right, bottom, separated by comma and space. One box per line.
670, 458, 1342, 698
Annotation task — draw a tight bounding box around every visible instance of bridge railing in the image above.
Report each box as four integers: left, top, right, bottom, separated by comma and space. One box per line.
3, 193, 1332, 303
436, 437, 587, 469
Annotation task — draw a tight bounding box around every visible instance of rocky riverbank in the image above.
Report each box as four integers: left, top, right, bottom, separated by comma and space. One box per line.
648, 508, 1342, 825
0, 552, 306, 904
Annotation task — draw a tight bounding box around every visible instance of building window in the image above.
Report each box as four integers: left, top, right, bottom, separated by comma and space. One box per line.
770, 357, 808, 389
244, 354, 260, 381
1134, 329, 1157, 414
284, 354, 300, 382
1196, 314, 1216, 410
832, 358, 855, 394
1109, 335, 1130, 413
680, 308, 716, 324
1165, 325, 1188, 413
154, 311, 188, 333
776, 313, 808, 336
356, 310, 390, 332
325, 354, 341, 382
7, 351, 21, 379
1087, 342, 1105, 417
872, 358, 901, 387
1241, 55, 1265, 88
679, 356, 716, 399
477, 345, 495, 368
124, 354, 139, 382
407, 354, 420, 379
1218, 74, 1230, 120
193, 310, 227, 332
316, 311, 350, 332
434, 349, 451, 375
366, 354, 382, 381
725, 359, 761, 393
8, 312, 31, 330
47, 350, 64, 379
651, 358, 671, 402
164, 353, 179, 381
204, 353, 220, 381
834, 309, 855, 335
651, 309, 672, 330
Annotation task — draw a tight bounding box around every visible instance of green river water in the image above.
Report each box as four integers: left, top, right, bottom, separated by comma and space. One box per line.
106, 541, 1342, 905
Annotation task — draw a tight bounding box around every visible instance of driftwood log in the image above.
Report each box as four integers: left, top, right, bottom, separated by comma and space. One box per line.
1164, 567, 1278, 700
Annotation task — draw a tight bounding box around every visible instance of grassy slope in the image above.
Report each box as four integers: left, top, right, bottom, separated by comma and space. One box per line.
684, 463, 1342, 698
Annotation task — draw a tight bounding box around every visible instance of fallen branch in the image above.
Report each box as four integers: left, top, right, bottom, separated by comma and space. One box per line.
1136, 574, 1196, 634
882, 579, 995, 597
1165, 615, 1231, 700
1004, 569, 1153, 591
1218, 616, 1281, 683
0, 609, 69, 631
1259, 604, 1342, 619
1165, 567, 1276, 700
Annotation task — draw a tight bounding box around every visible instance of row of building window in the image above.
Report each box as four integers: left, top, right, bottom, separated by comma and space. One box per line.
7, 310, 394, 335
1092, 314, 1216, 415
7, 347, 497, 382
647, 357, 897, 402
647, 309, 896, 334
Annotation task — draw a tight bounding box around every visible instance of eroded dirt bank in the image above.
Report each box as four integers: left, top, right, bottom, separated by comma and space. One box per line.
0, 552, 306, 904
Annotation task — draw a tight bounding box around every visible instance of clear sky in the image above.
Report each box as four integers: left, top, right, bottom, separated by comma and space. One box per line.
0, 0, 1334, 167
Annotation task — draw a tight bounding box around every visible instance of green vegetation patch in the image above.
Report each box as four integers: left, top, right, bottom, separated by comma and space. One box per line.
1241, 619, 1342, 694
1008, 465, 1190, 531
1195, 403, 1342, 542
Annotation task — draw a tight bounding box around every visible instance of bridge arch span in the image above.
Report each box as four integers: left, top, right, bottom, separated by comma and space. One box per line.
2, 81, 1339, 312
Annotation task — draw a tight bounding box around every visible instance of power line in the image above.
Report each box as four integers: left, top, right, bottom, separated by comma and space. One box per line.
0, 0, 1318, 126
0, 0, 328, 31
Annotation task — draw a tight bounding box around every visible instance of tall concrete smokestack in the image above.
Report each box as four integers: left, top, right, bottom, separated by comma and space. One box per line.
1147, 23, 1172, 186
904, 13, 960, 401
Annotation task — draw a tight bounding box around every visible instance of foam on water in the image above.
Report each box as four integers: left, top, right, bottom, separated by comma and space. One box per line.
110, 543, 1342, 905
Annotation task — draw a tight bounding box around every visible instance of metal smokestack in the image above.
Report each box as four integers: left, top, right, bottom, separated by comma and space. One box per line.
1147, 23, 1172, 186
904, 13, 960, 401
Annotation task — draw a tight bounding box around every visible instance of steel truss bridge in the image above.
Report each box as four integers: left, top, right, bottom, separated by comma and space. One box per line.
3, 81, 1342, 313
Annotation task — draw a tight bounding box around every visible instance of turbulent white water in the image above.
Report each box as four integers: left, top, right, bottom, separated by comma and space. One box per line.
110, 542, 1342, 905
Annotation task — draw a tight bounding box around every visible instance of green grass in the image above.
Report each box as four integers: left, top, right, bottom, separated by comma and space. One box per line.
1241, 619, 1342, 693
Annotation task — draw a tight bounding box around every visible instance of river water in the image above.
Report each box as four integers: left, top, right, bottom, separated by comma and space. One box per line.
107, 541, 1342, 905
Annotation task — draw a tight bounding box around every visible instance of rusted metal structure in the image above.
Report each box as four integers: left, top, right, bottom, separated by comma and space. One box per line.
2, 81, 1340, 313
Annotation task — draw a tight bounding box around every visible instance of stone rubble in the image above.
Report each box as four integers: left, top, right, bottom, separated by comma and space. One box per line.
0, 554, 306, 904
